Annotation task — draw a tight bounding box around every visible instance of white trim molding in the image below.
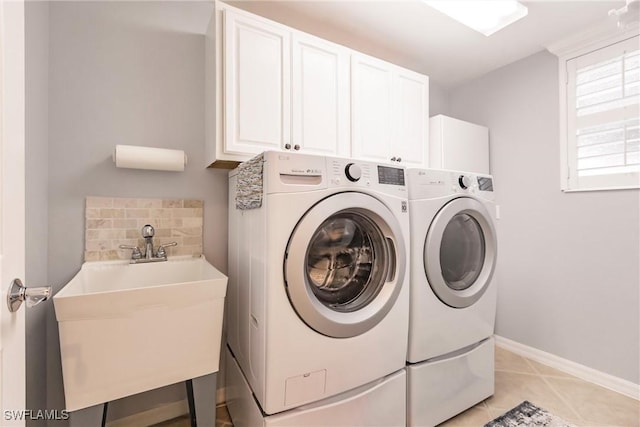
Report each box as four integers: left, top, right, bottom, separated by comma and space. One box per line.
547, 20, 639, 60
547, 21, 639, 192
495, 335, 640, 400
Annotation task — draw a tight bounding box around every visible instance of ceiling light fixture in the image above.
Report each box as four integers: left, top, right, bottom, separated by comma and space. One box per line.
424, 0, 529, 36
609, 0, 640, 29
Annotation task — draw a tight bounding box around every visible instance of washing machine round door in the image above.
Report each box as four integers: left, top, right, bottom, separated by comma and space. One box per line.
424, 197, 497, 308
285, 192, 406, 338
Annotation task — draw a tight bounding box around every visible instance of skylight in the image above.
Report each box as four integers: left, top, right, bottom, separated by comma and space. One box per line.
424, 0, 529, 36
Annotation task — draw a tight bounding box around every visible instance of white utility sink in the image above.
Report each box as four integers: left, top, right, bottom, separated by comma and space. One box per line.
53, 256, 228, 412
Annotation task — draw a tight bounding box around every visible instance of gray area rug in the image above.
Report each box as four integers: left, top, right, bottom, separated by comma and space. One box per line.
485, 401, 575, 427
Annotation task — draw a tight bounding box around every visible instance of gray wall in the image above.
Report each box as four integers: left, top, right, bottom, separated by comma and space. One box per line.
449, 50, 640, 384
25, 2, 49, 425
44, 1, 225, 422
429, 80, 450, 117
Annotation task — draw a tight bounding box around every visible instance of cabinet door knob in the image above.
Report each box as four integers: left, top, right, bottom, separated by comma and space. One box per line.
390, 157, 397, 162
284, 143, 291, 150
294, 144, 300, 151
396, 157, 402, 163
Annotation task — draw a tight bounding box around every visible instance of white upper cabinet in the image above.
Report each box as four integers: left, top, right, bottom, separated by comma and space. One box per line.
291, 32, 350, 157
351, 53, 428, 167
206, 2, 430, 168
394, 68, 429, 168
351, 54, 395, 164
429, 115, 489, 174
223, 9, 291, 156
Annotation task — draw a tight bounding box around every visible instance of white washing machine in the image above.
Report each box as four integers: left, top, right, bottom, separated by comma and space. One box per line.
406, 168, 498, 427
227, 151, 410, 419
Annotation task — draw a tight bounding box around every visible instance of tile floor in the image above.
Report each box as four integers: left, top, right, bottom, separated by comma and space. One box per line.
440, 346, 639, 427
156, 346, 639, 427
152, 405, 232, 427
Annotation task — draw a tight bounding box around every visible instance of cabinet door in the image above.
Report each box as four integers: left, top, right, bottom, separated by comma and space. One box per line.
224, 9, 290, 156
435, 115, 490, 174
393, 68, 428, 168
351, 54, 394, 164
292, 33, 350, 157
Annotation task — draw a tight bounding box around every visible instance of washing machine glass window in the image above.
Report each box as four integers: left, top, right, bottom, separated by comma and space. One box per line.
306, 212, 387, 312
285, 192, 406, 338
424, 197, 497, 308
440, 213, 485, 291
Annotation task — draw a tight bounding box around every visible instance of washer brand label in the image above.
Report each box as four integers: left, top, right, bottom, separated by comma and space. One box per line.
401, 201, 407, 213
290, 168, 322, 175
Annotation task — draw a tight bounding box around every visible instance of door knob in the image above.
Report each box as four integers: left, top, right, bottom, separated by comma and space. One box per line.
7, 278, 51, 312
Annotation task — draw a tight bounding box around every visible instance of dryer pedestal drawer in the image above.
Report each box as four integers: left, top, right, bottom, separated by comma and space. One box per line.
407, 337, 495, 427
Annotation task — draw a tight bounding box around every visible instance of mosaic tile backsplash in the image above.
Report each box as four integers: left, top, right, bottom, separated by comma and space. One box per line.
85, 197, 203, 261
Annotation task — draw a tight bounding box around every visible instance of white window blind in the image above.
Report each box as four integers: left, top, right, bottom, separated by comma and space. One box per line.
566, 35, 640, 191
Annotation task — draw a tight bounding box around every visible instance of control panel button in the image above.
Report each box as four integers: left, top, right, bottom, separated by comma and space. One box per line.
345, 163, 362, 182
458, 175, 472, 189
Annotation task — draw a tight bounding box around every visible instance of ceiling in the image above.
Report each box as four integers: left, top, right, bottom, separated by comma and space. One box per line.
226, 0, 627, 88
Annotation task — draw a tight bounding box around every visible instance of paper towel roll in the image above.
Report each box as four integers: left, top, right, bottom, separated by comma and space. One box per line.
113, 145, 187, 172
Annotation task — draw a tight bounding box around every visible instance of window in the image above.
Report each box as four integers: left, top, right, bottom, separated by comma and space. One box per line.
563, 35, 639, 191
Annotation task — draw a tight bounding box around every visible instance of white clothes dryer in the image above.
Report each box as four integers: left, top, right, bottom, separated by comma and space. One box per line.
227, 151, 410, 416
406, 168, 498, 427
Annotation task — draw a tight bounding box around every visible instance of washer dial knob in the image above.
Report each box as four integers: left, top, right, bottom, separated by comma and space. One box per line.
345, 163, 362, 182
458, 175, 472, 189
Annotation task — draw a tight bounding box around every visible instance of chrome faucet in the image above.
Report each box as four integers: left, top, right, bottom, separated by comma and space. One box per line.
119, 224, 177, 264
141, 224, 155, 260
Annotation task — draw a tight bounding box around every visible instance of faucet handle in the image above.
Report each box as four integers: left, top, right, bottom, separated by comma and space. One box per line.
156, 242, 177, 259
119, 245, 142, 260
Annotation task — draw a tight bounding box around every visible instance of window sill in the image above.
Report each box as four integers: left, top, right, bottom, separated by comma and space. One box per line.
562, 185, 640, 193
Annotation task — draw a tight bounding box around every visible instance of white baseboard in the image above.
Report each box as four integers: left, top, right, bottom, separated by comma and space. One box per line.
217, 387, 226, 405
495, 335, 640, 400
106, 400, 189, 427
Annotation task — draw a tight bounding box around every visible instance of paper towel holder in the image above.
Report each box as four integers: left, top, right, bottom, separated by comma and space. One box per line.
113, 145, 188, 172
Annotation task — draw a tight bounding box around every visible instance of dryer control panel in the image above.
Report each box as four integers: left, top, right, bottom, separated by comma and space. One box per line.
456, 174, 493, 192
407, 168, 494, 201
453, 172, 494, 198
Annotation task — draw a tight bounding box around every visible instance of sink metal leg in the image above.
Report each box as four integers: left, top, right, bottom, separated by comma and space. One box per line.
68, 403, 105, 427
186, 380, 197, 427
102, 402, 109, 427
190, 373, 218, 427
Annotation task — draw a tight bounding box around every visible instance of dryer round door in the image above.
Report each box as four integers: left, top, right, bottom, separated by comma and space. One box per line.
424, 197, 497, 308
285, 192, 406, 338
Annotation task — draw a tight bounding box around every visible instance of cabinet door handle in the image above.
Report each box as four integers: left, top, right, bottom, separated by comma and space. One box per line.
396, 157, 402, 162
284, 143, 291, 150
294, 144, 300, 151
390, 157, 397, 162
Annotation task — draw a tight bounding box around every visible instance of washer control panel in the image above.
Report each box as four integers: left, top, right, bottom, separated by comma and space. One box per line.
328, 158, 406, 192
344, 163, 362, 182
378, 165, 405, 186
